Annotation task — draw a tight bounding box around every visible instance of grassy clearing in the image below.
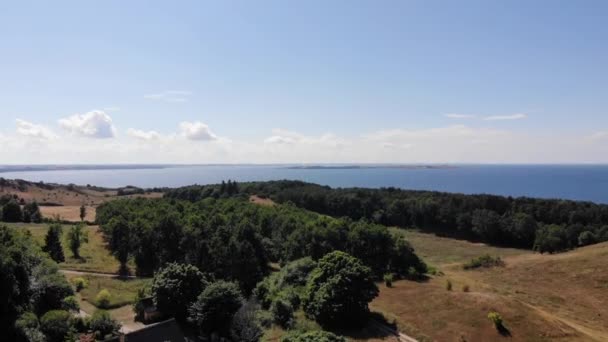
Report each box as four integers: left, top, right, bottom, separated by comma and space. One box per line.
8, 222, 130, 274
391, 228, 529, 266
65, 273, 151, 310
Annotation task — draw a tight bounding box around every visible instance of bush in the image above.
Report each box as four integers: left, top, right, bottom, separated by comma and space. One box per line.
40, 310, 72, 342
578, 231, 597, 246
463, 255, 505, 270
72, 277, 88, 292
151, 263, 209, 321
271, 299, 294, 328
281, 330, 346, 342
188, 280, 243, 336
462, 284, 470, 292
89, 310, 121, 339
15, 312, 44, 341
62, 295, 80, 312
303, 251, 379, 327
383, 273, 394, 287
95, 289, 111, 309
446, 279, 452, 291
488, 311, 504, 330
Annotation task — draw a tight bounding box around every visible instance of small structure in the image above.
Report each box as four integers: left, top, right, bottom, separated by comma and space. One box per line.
119, 318, 185, 342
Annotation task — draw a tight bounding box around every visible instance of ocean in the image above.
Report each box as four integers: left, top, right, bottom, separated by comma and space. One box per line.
2, 164, 608, 204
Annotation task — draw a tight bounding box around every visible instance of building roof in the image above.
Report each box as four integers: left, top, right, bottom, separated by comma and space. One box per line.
124, 318, 185, 342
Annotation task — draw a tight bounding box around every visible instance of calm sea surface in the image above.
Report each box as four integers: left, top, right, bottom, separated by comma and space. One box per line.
2, 165, 608, 204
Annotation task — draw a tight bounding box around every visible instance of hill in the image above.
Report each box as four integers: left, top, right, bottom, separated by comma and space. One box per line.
372, 230, 608, 341
0, 178, 162, 222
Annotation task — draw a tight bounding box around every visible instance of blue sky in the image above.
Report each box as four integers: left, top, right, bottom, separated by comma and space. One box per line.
1, 1, 607, 163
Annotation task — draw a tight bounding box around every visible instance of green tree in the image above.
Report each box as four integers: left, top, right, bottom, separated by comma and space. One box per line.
106, 216, 132, 271
43, 224, 65, 263
66, 223, 88, 259
40, 310, 71, 342
188, 280, 243, 336
271, 298, 294, 328
151, 263, 208, 320
2, 199, 23, 222
281, 330, 346, 342
303, 251, 379, 327
578, 231, 597, 246
23, 202, 42, 223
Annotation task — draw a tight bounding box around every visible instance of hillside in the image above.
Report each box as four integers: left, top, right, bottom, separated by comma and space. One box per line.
0, 178, 162, 221
372, 231, 608, 341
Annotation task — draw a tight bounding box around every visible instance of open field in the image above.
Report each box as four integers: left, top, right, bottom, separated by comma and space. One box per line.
64, 273, 151, 310
391, 228, 531, 266
371, 230, 608, 342
9, 222, 130, 274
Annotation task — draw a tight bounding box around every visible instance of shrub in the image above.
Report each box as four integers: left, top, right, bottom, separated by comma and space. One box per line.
578, 231, 597, 246
462, 284, 470, 292
89, 310, 121, 339
463, 255, 505, 270
256, 310, 273, 328
62, 295, 80, 312
151, 263, 209, 321
188, 280, 243, 336
95, 289, 111, 309
281, 330, 346, 342
40, 310, 72, 342
383, 273, 394, 287
271, 299, 294, 328
303, 251, 379, 327
488, 311, 504, 330
446, 279, 452, 291
72, 277, 88, 292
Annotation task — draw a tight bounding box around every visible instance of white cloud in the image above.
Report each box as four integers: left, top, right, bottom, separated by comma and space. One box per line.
103, 107, 121, 112
483, 113, 527, 121
15, 119, 58, 140
264, 135, 296, 144
144, 90, 192, 103
179, 121, 217, 141
127, 128, 162, 141
444, 113, 476, 119
58, 110, 116, 138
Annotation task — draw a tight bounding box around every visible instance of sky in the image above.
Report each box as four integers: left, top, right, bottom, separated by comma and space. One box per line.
1, 0, 607, 164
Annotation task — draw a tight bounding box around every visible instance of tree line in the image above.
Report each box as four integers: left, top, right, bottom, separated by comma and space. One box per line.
165, 180, 608, 253
96, 197, 426, 291
0, 194, 42, 223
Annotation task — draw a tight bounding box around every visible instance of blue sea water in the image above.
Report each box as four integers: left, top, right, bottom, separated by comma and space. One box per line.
2, 165, 608, 204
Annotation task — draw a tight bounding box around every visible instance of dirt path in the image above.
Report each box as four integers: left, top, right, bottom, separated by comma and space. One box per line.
370, 320, 418, 342
60, 269, 143, 279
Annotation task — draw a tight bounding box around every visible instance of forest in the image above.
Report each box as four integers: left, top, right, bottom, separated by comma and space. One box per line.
165, 180, 608, 253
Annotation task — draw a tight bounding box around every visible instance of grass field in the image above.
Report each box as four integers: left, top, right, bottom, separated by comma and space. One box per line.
64, 273, 151, 310
8, 222, 131, 274
370, 230, 608, 341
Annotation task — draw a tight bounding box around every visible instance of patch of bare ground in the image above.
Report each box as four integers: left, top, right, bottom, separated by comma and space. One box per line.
249, 194, 276, 206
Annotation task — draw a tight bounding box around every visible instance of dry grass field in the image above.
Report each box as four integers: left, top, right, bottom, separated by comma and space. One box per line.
370, 229, 608, 342
0, 179, 162, 222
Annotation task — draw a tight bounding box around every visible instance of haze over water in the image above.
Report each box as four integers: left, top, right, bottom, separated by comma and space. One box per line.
2, 164, 608, 204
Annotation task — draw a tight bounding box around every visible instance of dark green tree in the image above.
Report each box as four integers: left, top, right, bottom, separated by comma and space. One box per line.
66, 223, 88, 259
151, 263, 208, 320
89, 309, 121, 339
23, 202, 42, 223
40, 310, 71, 342
2, 199, 23, 222
188, 280, 243, 336
43, 224, 65, 263
303, 251, 378, 327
